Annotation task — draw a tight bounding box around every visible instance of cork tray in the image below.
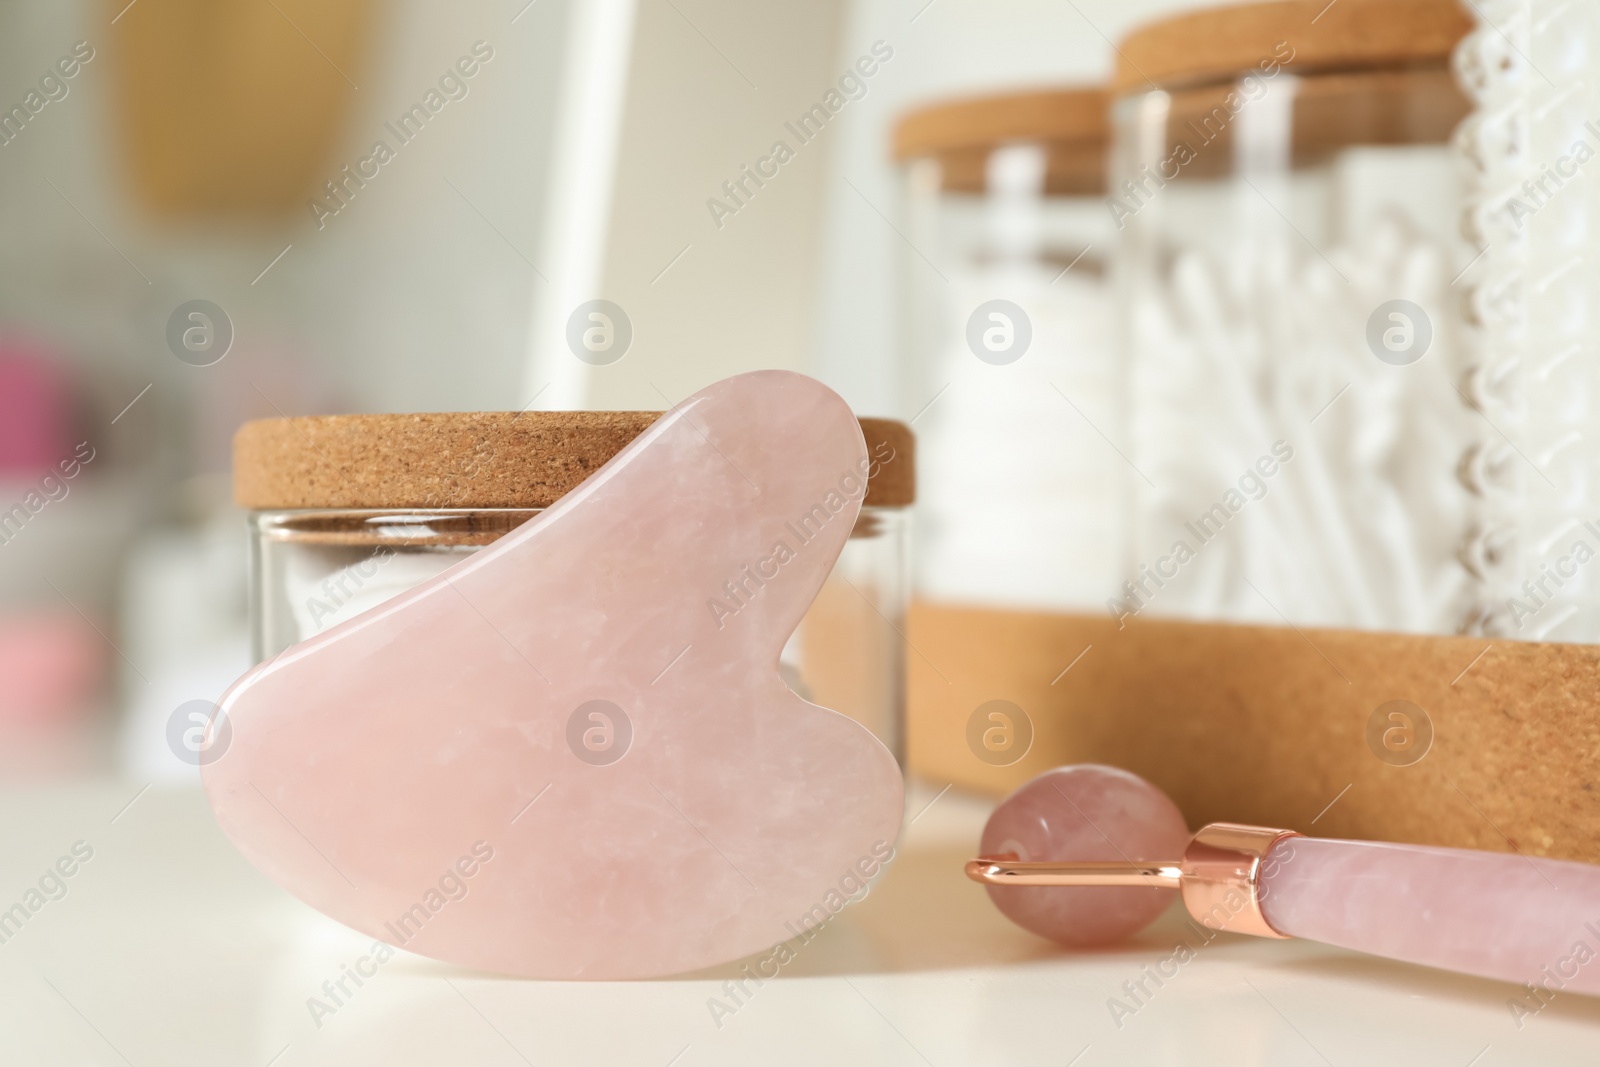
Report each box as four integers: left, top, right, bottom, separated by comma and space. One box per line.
907, 603, 1600, 864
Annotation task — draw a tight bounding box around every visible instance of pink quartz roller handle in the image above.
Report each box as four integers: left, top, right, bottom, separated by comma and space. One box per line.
1260, 836, 1600, 995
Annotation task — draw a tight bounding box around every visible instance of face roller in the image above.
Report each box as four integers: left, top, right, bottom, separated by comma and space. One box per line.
968, 765, 1600, 995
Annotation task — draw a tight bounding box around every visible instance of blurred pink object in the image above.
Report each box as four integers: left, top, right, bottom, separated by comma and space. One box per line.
0, 612, 105, 723
0, 339, 73, 476
205, 371, 904, 979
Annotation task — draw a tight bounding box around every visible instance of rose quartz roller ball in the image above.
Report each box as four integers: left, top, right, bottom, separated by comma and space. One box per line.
979, 765, 1190, 946
973, 764, 1600, 998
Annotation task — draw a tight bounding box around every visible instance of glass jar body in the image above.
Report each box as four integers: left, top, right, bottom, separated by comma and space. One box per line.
247, 507, 910, 764
903, 145, 1126, 613
1112, 68, 1483, 635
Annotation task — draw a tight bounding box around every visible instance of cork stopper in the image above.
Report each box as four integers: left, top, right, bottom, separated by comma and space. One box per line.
1114, 0, 1472, 95
893, 87, 1109, 195
234, 411, 915, 510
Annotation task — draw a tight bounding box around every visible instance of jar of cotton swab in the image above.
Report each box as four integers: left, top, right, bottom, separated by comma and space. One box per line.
1106, 0, 1482, 636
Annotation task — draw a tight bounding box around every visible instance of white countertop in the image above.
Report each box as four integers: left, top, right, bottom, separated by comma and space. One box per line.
1, 779, 1595, 1066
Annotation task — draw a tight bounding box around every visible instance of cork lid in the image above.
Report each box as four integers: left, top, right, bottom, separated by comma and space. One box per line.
893, 87, 1108, 195
1114, 0, 1473, 95
1150, 66, 1469, 176
234, 411, 916, 510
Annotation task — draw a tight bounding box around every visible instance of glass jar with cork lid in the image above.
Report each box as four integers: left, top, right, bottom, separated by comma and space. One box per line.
1110, 0, 1480, 635
893, 86, 1126, 613
233, 411, 915, 764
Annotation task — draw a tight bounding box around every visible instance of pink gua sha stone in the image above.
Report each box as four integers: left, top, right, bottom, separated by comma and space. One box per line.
203, 370, 905, 980
980, 765, 1190, 946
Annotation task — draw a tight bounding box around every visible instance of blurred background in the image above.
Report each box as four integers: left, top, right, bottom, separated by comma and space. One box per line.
6, 8, 1600, 1065
4, 0, 1589, 791
0, 0, 1193, 784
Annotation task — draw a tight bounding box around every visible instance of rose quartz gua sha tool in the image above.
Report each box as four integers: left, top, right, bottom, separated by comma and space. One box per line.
969, 765, 1600, 995
204, 370, 904, 980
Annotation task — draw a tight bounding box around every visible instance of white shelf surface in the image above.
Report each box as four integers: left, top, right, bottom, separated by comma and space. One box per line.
0, 780, 1595, 1065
